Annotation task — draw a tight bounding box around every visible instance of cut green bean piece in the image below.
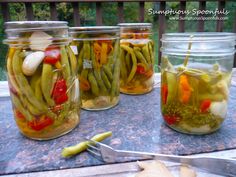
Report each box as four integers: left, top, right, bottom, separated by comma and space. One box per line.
61, 131, 112, 158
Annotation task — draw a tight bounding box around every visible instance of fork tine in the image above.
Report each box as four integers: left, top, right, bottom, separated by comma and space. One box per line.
85, 138, 101, 147
87, 147, 102, 158
87, 143, 100, 151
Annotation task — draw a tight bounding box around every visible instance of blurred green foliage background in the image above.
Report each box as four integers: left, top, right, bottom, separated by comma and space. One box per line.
0, 1, 235, 80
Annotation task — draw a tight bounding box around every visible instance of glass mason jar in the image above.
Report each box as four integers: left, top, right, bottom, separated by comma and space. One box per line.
160, 32, 236, 135
118, 23, 154, 94
3, 21, 80, 140
69, 26, 120, 110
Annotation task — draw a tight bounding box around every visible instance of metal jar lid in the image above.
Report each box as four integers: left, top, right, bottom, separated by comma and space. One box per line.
69, 26, 120, 41
5, 21, 68, 32
161, 32, 236, 57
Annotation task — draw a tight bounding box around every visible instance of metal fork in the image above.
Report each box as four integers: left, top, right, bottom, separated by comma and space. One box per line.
86, 139, 236, 176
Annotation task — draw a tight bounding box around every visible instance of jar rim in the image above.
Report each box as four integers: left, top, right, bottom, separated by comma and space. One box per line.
4, 21, 68, 32
161, 32, 236, 42
161, 32, 236, 56
69, 26, 120, 33
118, 23, 152, 28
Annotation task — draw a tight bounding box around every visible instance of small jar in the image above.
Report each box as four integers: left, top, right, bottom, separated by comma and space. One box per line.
4, 21, 80, 140
160, 32, 236, 135
118, 23, 154, 94
69, 26, 120, 110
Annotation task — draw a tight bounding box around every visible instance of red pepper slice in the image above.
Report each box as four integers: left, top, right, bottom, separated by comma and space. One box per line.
136, 63, 146, 74
44, 46, 61, 64
200, 99, 211, 113
15, 110, 25, 120
52, 79, 68, 105
28, 116, 54, 131
54, 94, 68, 105
161, 84, 168, 104
52, 79, 67, 98
163, 115, 180, 125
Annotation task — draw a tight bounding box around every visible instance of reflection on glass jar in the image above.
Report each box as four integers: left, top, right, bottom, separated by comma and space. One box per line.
4, 21, 80, 140
160, 32, 236, 135
118, 23, 154, 95
69, 26, 120, 110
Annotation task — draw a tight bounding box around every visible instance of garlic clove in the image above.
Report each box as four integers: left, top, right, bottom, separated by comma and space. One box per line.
22, 51, 45, 76
29, 31, 52, 51
210, 100, 228, 118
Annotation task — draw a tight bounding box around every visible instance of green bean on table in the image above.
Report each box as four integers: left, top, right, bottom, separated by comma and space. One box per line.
61, 131, 112, 158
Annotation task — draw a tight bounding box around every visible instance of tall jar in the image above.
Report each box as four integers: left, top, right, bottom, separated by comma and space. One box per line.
3, 21, 80, 140
118, 23, 154, 94
160, 32, 236, 135
69, 26, 120, 110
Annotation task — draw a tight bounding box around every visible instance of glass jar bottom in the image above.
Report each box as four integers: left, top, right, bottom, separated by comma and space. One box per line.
165, 122, 222, 135
16, 112, 80, 140
120, 86, 153, 95
82, 96, 119, 111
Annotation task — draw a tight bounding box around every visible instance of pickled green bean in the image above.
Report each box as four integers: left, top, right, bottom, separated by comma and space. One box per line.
133, 47, 148, 66
111, 55, 120, 100
94, 70, 108, 94
30, 68, 41, 92
120, 45, 137, 83
88, 71, 99, 96
41, 63, 55, 107
11, 94, 33, 121
83, 41, 91, 60
78, 46, 84, 73
12, 50, 48, 112
103, 65, 113, 81
34, 77, 44, 103
91, 47, 108, 94
60, 46, 71, 82
7, 48, 21, 94
142, 44, 151, 64
120, 48, 127, 81
67, 46, 77, 76
148, 42, 154, 65
61, 131, 112, 158
101, 70, 111, 90
125, 53, 131, 73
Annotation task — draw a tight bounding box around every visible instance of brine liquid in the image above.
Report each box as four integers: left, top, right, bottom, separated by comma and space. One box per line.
161, 62, 230, 134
